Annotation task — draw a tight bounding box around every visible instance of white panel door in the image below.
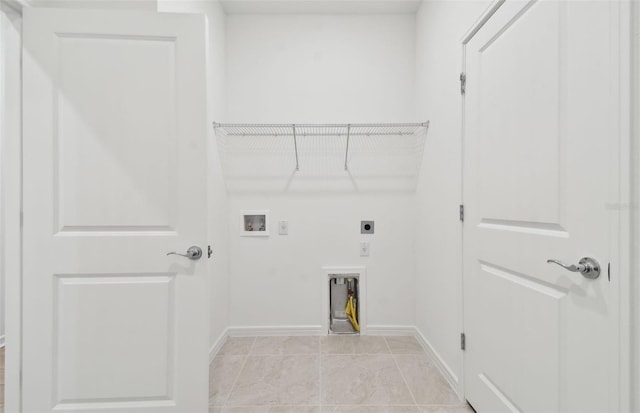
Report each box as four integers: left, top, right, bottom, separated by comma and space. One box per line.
22, 8, 208, 412
463, 1, 620, 412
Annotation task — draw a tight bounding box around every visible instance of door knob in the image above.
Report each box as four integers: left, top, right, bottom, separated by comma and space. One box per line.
167, 246, 202, 260
546, 257, 600, 279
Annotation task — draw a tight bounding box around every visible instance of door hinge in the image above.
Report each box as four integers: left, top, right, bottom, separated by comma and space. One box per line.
460, 332, 466, 350
459, 204, 464, 222
207, 245, 212, 259
460, 72, 466, 95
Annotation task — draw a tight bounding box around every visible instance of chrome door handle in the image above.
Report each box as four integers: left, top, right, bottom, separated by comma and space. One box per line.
167, 246, 202, 260
546, 257, 600, 279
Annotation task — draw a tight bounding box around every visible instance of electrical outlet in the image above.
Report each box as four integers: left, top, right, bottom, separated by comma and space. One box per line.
360, 241, 370, 257
279, 220, 288, 235
361, 220, 374, 234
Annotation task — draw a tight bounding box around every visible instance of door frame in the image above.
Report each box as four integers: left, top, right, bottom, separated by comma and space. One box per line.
1, 0, 24, 411
631, 1, 640, 411
459, 0, 634, 410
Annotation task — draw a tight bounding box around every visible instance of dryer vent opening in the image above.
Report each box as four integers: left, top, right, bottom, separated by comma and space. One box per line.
329, 276, 360, 334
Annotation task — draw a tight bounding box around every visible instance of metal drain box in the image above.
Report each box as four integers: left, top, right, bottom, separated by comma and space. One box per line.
329, 276, 360, 334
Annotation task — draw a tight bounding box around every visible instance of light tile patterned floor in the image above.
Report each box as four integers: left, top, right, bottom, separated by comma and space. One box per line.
209, 336, 474, 413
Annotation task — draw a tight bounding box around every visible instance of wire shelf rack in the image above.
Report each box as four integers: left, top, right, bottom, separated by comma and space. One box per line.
213, 122, 430, 172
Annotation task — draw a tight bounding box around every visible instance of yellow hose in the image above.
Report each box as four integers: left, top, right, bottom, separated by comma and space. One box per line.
345, 295, 360, 332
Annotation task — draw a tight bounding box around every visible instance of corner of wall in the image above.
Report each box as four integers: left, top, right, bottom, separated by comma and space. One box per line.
413, 0, 493, 400
414, 326, 462, 398
209, 326, 228, 363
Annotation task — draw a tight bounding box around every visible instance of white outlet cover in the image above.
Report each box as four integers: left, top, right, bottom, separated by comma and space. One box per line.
279, 220, 289, 235
360, 241, 370, 257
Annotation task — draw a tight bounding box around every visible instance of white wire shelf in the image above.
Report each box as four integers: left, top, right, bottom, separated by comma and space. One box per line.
213, 122, 430, 172
213, 122, 429, 137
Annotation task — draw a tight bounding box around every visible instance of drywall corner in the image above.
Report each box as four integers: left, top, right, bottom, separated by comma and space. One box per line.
414, 0, 493, 398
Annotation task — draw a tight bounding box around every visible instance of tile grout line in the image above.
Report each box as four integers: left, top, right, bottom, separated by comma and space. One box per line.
384, 336, 419, 407
220, 337, 257, 408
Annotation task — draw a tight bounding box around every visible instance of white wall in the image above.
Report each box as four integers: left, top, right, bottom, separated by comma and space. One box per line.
414, 0, 491, 395
157, 0, 229, 350
225, 14, 416, 124
228, 194, 416, 329
225, 14, 417, 331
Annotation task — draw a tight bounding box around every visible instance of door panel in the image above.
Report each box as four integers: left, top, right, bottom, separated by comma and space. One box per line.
55, 34, 177, 231
23, 9, 208, 412
478, 1, 561, 225
56, 274, 175, 402
463, 1, 619, 412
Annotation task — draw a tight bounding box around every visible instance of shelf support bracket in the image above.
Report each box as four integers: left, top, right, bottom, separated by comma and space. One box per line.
344, 124, 351, 171
292, 124, 300, 171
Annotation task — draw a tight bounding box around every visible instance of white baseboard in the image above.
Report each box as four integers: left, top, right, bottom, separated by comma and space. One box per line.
209, 328, 229, 363
414, 327, 461, 398
227, 325, 323, 337
366, 325, 416, 336
222, 324, 416, 337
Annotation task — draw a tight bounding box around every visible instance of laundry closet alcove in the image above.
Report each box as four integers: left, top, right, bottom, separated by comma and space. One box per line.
216, 121, 428, 336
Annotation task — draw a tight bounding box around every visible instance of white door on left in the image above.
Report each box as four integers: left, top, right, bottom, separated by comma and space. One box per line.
22, 8, 209, 412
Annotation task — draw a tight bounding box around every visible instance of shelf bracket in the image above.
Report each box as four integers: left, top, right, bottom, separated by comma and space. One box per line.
344, 124, 351, 171
292, 124, 300, 171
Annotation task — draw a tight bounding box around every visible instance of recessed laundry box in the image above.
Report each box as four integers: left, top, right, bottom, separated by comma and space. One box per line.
322, 267, 366, 335
329, 276, 360, 334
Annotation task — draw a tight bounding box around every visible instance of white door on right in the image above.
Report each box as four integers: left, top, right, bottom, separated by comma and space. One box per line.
463, 1, 621, 412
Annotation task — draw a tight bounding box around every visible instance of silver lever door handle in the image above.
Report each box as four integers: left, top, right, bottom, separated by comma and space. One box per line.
167, 246, 202, 260
546, 257, 600, 279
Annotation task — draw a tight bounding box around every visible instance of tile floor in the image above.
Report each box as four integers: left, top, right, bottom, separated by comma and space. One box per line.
209, 336, 474, 413
0, 341, 469, 413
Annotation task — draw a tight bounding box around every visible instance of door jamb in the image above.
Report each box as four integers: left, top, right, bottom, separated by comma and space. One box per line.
630, 1, 639, 411
459, 0, 505, 403
614, 2, 633, 410
0, 0, 24, 411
